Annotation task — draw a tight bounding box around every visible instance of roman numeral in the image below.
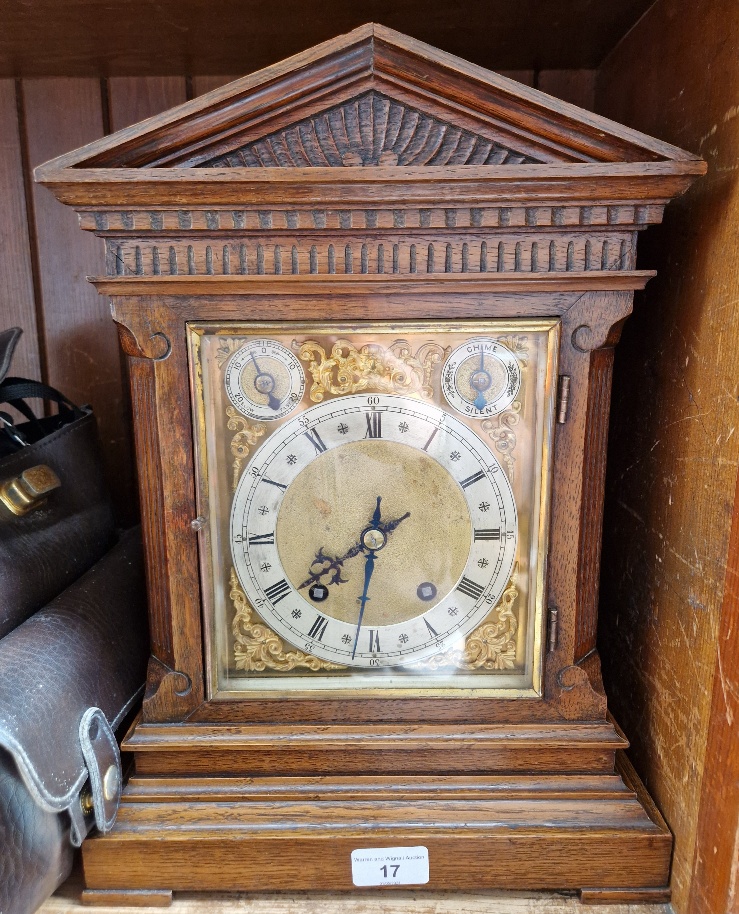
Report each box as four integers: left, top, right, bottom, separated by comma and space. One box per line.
307, 614, 329, 641
460, 470, 486, 489
456, 576, 485, 600
261, 477, 287, 491
264, 578, 291, 605
474, 528, 501, 541
365, 412, 382, 438
422, 427, 438, 451
423, 618, 438, 637
368, 629, 381, 652
248, 532, 275, 545
303, 428, 328, 454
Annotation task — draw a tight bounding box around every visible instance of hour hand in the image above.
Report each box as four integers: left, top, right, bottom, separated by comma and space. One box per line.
298, 547, 349, 590
298, 498, 410, 593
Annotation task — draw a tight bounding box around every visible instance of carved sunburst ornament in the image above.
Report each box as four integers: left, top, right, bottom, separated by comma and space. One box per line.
200, 91, 539, 169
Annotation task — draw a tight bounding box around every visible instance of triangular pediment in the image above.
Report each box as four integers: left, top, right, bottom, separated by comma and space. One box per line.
198, 90, 540, 168
37, 23, 701, 175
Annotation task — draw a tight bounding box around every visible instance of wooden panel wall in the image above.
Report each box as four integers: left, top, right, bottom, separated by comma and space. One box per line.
0, 2, 652, 76
21, 78, 130, 513
1, 67, 592, 525
1, 77, 185, 522
594, 1, 739, 912
0, 80, 40, 383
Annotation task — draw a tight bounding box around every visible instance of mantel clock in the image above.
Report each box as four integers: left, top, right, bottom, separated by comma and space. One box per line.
38, 24, 705, 905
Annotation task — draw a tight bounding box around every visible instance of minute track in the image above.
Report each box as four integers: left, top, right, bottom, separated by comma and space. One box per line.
231, 393, 518, 668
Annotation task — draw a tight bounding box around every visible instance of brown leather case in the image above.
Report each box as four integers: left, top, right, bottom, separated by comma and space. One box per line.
0, 527, 149, 914
0, 327, 149, 912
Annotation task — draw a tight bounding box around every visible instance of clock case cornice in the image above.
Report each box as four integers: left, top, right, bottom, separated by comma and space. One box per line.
91, 273, 655, 295
35, 23, 703, 196
35, 25, 703, 286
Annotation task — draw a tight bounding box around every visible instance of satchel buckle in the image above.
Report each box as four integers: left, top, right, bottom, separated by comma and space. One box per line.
0, 464, 61, 515
79, 708, 123, 836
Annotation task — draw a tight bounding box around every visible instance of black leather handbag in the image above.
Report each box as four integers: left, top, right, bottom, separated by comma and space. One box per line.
0, 328, 116, 639
0, 328, 149, 914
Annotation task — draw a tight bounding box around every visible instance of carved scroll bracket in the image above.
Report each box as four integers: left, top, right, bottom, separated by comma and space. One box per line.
142, 656, 198, 722
564, 292, 634, 354
547, 661, 607, 720
116, 319, 171, 361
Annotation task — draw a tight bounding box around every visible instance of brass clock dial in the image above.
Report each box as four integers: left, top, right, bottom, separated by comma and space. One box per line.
230, 394, 518, 667
225, 339, 305, 420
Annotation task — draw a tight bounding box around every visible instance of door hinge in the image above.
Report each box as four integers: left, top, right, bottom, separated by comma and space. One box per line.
547, 607, 559, 653
557, 375, 571, 424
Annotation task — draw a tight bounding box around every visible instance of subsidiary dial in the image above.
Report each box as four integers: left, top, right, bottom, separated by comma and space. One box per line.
442, 337, 521, 418
225, 339, 305, 420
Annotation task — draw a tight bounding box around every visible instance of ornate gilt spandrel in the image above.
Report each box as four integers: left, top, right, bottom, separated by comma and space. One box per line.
229, 566, 520, 674
293, 337, 450, 402
479, 335, 528, 483
407, 568, 520, 672
215, 340, 280, 489
226, 408, 266, 491
215, 337, 247, 367
230, 569, 345, 673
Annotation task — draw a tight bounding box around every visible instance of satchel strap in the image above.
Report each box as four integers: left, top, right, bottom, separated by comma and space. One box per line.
0, 328, 22, 385
0, 377, 83, 419
0, 377, 85, 448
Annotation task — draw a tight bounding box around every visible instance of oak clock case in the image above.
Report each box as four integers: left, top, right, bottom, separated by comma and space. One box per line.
190, 322, 558, 699
33, 20, 707, 901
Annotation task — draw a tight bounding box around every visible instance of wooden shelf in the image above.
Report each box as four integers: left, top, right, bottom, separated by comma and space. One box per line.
42, 876, 672, 913
0, 0, 653, 77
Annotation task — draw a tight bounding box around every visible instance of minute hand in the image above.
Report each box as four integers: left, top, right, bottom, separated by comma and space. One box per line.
352, 550, 376, 660
250, 352, 281, 411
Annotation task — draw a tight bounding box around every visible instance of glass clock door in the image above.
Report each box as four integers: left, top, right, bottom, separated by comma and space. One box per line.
189, 320, 559, 698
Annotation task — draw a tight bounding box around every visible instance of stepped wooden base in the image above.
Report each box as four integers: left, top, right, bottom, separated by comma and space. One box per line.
81, 889, 173, 906
579, 886, 671, 904
81, 722, 671, 901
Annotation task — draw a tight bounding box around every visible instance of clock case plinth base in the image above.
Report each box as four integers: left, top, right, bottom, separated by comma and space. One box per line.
79, 721, 671, 901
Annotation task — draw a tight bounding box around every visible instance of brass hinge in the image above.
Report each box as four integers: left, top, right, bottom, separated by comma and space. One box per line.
547, 608, 559, 653
557, 375, 571, 424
